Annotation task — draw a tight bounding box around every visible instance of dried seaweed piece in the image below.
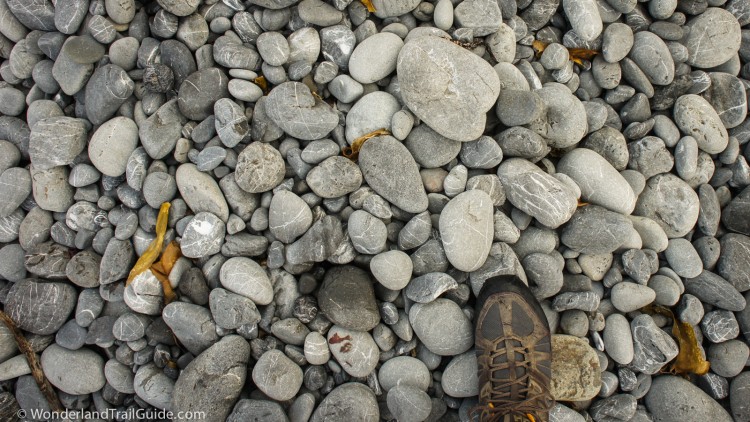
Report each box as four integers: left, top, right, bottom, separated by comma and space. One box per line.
127, 202, 171, 284
532, 40, 598, 67
254, 75, 269, 94
342, 128, 391, 161
647, 305, 710, 376
361, 0, 377, 12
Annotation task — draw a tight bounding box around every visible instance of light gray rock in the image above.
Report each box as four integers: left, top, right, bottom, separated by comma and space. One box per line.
348, 210, 387, 254
561, 205, 632, 254
88, 117, 138, 177
409, 298, 473, 356
345, 91, 400, 144
235, 142, 286, 194
172, 336, 250, 422
603, 314, 634, 365
441, 351, 479, 398
265, 81, 338, 140
180, 212, 225, 258
611, 282, 656, 313
124, 270, 163, 315
318, 265, 380, 331
397, 35, 500, 142
378, 356, 431, 392
628, 31, 674, 86
564, 0, 602, 41
349, 32, 403, 84
557, 148, 636, 215
29, 117, 87, 171
134, 364, 174, 410
439, 190, 494, 272
674, 94, 729, 154
664, 238, 702, 278
684, 8, 741, 68
219, 257, 273, 305
306, 156, 363, 198
454, 0, 503, 36
634, 174, 700, 238
387, 385, 432, 422
5, 279, 76, 335
630, 314, 678, 374
310, 382, 379, 422
253, 350, 303, 402
41, 344, 105, 395
268, 190, 313, 243
139, 100, 187, 160
370, 250, 413, 290
646, 376, 732, 421
326, 325, 380, 377
162, 302, 219, 355
530, 84, 588, 148
176, 164, 229, 222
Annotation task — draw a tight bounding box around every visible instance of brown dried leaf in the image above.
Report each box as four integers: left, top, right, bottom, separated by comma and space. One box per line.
127, 202, 171, 284
361, 0, 377, 12
254, 75, 269, 94
157, 241, 182, 275
532, 40, 549, 56
151, 269, 177, 304
647, 305, 710, 376
342, 128, 391, 161
569, 48, 598, 66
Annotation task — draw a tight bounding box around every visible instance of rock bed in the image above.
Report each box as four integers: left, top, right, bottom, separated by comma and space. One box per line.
0, 0, 749, 421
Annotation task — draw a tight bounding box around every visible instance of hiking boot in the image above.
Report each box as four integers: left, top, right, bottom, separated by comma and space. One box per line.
473, 275, 553, 422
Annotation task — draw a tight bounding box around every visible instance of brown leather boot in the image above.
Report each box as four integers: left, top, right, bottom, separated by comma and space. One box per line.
473, 275, 554, 422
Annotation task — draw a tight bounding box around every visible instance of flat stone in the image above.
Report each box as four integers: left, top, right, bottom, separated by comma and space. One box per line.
41, 344, 105, 395
603, 314, 634, 365
345, 91, 400, 144
0, 168, 31, 218
88, 117, 138, 177
326, 325, 380, 377
177, 68, 229, 121
172, 336, 250, 422
685, 270, 746, 311
646, 375, 733, 422
405, 272, 458, 304
134, 364, 174, 410
634, 173, 700, 238
387, 384, 432, 422
219, 257, 273, 305
349, 32, 403, 84
139, 99, 187, 160
441, 351, 479, 398
180, 212, 225, 258
124, 270, 163, 315
628, 31, 675, 85
611, 282, 656, 313
162, 302, 219, 355
268, 190, 313, 243
564, 0, 603, 41
439, 190, 494, 272
285, 215, 345, 265
29, 117, 87, 171
684, 8, 741, 68
265, 81, 338, 140
550, 334, 601, 401
310, 382, 379, 422
630, 314, 679, 374
235, 142, 286, 194
370, 250, 413, 290
84, 64, 134, 125
561, 205, 632, 254
176, 163, 229, 222
409, 298, 473, 356
397, 35, 500, 142
306, 156, 363, 198
5, 279, 76, 335
318, 265, 380, 331
378, 356, 431, 392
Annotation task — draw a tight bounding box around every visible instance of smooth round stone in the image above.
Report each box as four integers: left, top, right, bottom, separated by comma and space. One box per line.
209, 288, 260, 330
304, 331, 330, 365
628, 31, 675, 86
664, 238, 703, 278
497, 158, 578, 229
133, 364, 174, 410
234, 142, 286, 194
41, 344, 105, 395
387, 385, 431, 422
602, 23, 634, 63
229, 399, 289, 421
674, 94, 729, 154
349, 32, 403, 84
257, 32, 290, 66
265, 81, 338, 140
228, 79, 263, 102
54, 319, 86, 350
531, 84, 588, 148
731, 372, 750, 421
442, 351, 479, 398
105, 360, 135, 394
718, 234, 750, 292
603, 314, 634, 365
459, 136, 503, 170
370, 250, 413, 290
109, 37, 139, 70
684, 8, 741, 68
306, 156, 363, 198
634, 174, 700, 238
139, 100, 187, 160
124, 270, 163, 315
551, 335, 601, 401
177, 68, 229, 121
378, 356, 431, 392
85, 64, 134, 125
157, 0, 199, 16
172, 336, 250, 421
162, 302, 219, 355
29, 116, 88, 171
142, 172, 177, 209
561, 205, 632, 254
496, 90, 544, 126
318, 265, 380, 331
0, 244, 26, 281
439, 190, 493, 272
405, 272, 458, 304
89, 117, 138, 177
310, 382, 379, 422
397, 35, 499, 142
0, 168, 31, 218
176, 164, 229, 222
0, 87, 25, 116
404, 124, 462, 169
611, 282, 656, 312
62, 35, 105, 64
180, 212, 225, 258
557, 148, 636, 215
630, 314, 679, 374
348, 210, 387, 254
410, 298, 473, 356
706, 72, 747, 129
326, 325, 379, 377
359, 135, 428, 213
345, 91, 400, 144
646, 376, 732, 421
707, 340, 749, 378
5, 279, 76, 335
268, 190, 313, 243
564, 0, 603, 41
220, 257, 273, 305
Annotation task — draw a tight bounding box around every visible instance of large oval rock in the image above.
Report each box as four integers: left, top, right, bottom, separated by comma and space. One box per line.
327, 325, 380, 377
268, 190, 312, 243
441, 351, 479, 398
265, 81, 338, 140
673, 94, 729, 154
531, 84, 588, 148
397, 35, 500, 142
252, 349, 303, 402
562, 205, 632, 254
29, 117, 88, 171
235, 142, 285, 194
172, 336, 250, 422
497, 158, 578, 229
41, 344, 105, 395
30, 166, 74, 213
134, 364, 174, 410
439, 190, 493, 272
5, 279, 76, 335
89, 117, 138, 177
409, 298, 473, 356
628, 31, 675, 86
177, 68, 229, 121
162, 302, 219, 355
139, 99, 187, 160
550, 335, 601, 401
311, 382, 379, 422
349, 32, 403, 84
306, 156, 363, 198
219, 257, 273, 305
645, 375, 733, 421
684, 8, 741, 68
557, 148, 636, 215
359, 135, 428, 213
318, 266, 379, 331
634, 173, 699, 238
84, 64, 134, 125
345, 91, 400, 144
175, 163, 229, 222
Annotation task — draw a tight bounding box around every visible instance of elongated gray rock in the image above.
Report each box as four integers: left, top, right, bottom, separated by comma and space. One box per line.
439, 190, 494, 272
265, 81, 338, 140
318, 265, 380, 331
557, 148, 636, 215
397, 35, 500, 142
563, 0, 602, 41
175, 163, 229, 222
88, 117, 138, 177
497, 158, 578, 228
646, 376, 733, 421
84, 64, 134, 125
173, 336, 250, 422
674, 94, 729, 154
359, 136, 428, 213
562, 205, 632, 254
268, 190, 313, 243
